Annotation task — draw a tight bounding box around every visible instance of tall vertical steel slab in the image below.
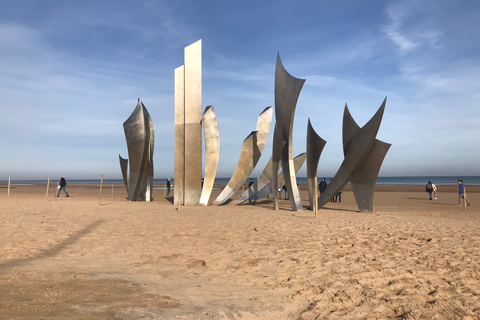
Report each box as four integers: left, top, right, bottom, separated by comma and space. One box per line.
184, 40, 203, 205
174, 40, 202, 205
199, 106, 220, 206
306, 119, 326, 211
174, 65, 185, 205
272, 54, 305, 211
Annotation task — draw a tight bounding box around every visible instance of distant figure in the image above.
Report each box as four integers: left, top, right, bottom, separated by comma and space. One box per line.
201, 178, 204, 188
425, 181, 433, 200
282, 185, 288, 200
57, 177, 69, 197
458, 180, 471, 206
432, 183, 437, 200
166, 178, 172, 196
318, 178, 327, 194
248, 178, 254, 188
335, 189, 342, 203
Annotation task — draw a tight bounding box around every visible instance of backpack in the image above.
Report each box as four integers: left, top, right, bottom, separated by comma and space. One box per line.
426, 183, 432, 192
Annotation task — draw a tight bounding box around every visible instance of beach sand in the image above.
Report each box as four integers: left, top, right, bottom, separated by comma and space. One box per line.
0, 182, 479, 319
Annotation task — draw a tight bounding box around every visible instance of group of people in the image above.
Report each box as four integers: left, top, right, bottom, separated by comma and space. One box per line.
318, 178, 342, 203
425, 179, 471, 206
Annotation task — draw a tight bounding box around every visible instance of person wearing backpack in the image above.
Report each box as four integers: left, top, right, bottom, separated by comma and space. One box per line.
425, 181, 433, 200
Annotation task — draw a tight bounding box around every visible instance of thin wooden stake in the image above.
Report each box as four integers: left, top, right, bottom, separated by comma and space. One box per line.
46, 176, 50, 200
464, 187, 467, 210
112, 184, 114, 198
99, 174, 104, 204
7, 176, 11, 198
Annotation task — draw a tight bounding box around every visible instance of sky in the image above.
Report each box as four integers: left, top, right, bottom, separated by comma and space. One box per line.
0, 0, 479, 181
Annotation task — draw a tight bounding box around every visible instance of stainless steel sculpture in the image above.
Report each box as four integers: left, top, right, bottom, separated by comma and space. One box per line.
213, 107, 273, 205
272, 54, 305, 211
237, 153, 306, 202
317, 98, 390, 212
119, 98, 154, 201
174, 40, 203, 205
234, 156, 274, 203
306, 119, 326, 211
343, 104, 391, 213
199, 106, 220, 206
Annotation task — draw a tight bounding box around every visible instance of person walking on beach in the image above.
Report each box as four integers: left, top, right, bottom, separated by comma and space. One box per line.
166, 178, 172, 196
425, 181, 434, 200
282, 185, 288, 200
432, 183, 437, 200
57, 177, 69, 197
319, 178, 327, 195
458, 180, 471, 206
248, 178, 254, 188
335, 189, 342, 203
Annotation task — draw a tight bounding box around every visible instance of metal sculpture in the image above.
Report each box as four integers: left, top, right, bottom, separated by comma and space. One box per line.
119, 98, 154, 201
234, 156, 274, 203
343, 105, 391, 213
317, 98, 389, 212
238, 153, 306, 202
306, 119, 327, 211
174, 40, 202, 205
199, 106, 220, 206
213, 107, 273, 205
272, 54, 305, 211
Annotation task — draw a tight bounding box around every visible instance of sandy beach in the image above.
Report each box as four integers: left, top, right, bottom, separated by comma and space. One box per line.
0, 182, 479, 319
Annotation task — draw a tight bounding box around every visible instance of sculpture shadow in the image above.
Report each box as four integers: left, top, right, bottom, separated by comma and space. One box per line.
0, 219, 105, 270
166, 196, 174, 204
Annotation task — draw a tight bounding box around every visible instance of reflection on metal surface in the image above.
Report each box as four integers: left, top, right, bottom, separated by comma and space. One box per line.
119, 99, 154, 201
306, 119, 326, 211
199, 106, 220, 206
317, 98, 389, 212
245, 153, 306, 201
272, 54, 305, 211
174, 40, 203, 205
213, 107, 273, 205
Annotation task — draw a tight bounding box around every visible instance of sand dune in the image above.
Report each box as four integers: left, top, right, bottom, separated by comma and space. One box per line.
0, 183, 479, 319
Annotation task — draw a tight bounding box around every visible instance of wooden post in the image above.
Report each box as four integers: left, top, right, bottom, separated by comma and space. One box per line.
314, 176, 318, 219
99, 174, 104, 204
112, 184, 114, 198
7, 176, 11, 198
45, 176, 50, 200
464, 187, 467, 210
164, 182, 166, 197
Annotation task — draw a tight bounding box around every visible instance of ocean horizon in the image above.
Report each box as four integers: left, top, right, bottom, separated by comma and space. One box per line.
4, 176, 480, 186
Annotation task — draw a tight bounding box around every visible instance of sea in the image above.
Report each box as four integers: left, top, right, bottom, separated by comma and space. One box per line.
5, 176, 480, 186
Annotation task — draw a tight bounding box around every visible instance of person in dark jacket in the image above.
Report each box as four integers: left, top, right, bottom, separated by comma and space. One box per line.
57, 177, 69, 197
248, 179, 254, 188
318, 178, 327, 194
426, 181, 434, 200
166, 179, 172, 196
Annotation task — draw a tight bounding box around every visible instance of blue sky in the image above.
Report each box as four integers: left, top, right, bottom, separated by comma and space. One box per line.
1, 0, 479, 180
